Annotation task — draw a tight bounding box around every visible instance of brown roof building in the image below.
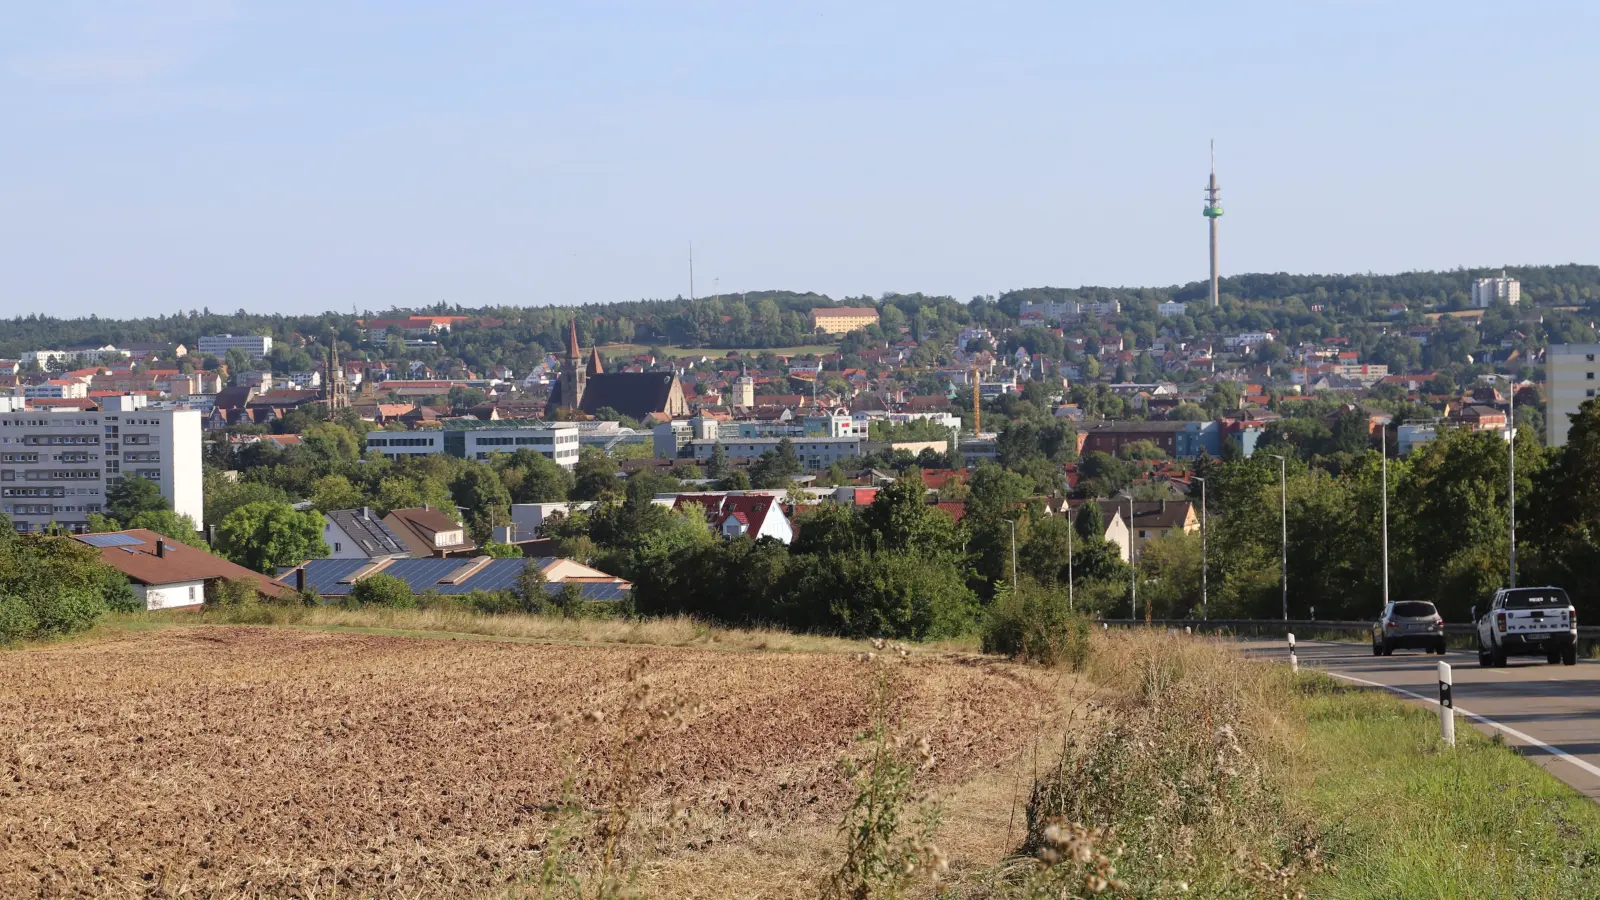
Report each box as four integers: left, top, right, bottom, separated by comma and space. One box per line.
383, 506, 476, 558
72, 529, 289, 609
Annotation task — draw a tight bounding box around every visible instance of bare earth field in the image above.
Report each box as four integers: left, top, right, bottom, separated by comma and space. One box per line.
0, 627, 1061, 898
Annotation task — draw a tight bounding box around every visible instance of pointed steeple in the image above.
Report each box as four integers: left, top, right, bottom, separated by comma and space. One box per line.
587, 346, 605, 376
568, 318, 582, 360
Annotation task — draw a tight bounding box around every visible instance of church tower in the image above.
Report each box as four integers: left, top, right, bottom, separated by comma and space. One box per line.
562, 318, 586, 411
324, 335, 349, 416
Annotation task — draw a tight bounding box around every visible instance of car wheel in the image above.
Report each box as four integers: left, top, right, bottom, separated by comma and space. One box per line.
1372, 640, 1382, 657
1492, 645, 1508, 667
1437, 642, 1448, 655
1547, 651, 1560, 664
1477, 637, 1491, 667
1563, 646, 1578, 666
1382, 644, 1393, 656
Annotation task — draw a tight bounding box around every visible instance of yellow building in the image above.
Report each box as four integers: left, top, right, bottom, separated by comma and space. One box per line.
809, 306, 880, 335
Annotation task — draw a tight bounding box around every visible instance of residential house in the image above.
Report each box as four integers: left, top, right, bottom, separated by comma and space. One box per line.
73, 529, 289, 610
323, 508, 413, 560
383, 506, 476, 558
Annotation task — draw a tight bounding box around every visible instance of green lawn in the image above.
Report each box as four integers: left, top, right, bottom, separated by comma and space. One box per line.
1293, 677, 1600, 898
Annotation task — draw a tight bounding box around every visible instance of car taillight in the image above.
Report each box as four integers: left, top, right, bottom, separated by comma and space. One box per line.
1572, 609, 1578, 629
1384, 619, 1396, 630
1497, 612, 1507, 633
1434, 616, 1444, 628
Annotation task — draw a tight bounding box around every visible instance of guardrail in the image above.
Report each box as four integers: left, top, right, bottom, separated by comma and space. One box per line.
1098, 618, 1600, 642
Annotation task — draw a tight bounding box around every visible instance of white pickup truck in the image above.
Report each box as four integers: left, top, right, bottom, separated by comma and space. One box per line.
1474, 586, 1577, 667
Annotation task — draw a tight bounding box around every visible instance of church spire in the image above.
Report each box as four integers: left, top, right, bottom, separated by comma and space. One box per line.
587, 346, 605, 376
568, 318, 582, 360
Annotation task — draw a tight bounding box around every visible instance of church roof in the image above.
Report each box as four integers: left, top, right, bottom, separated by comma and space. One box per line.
587, 346, 605, 376
547, 371, 683, 422
567, 318, 582, 359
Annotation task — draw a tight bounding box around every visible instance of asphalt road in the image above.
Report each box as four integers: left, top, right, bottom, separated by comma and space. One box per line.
1237, 638, 1600, 799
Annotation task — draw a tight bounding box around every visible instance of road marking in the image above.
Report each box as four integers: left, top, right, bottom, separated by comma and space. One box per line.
1323, 670, 1600, 781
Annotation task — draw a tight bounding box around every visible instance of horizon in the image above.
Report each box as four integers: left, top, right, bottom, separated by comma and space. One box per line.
3, 3, 1597, 318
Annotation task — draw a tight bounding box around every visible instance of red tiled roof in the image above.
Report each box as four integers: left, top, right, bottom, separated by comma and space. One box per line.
73, 529, 289, 597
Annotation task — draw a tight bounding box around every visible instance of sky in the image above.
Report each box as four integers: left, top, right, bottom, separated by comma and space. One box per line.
1, 1, 1597, 318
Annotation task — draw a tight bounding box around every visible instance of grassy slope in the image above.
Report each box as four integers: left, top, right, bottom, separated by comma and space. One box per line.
1294, 679, 1600, 899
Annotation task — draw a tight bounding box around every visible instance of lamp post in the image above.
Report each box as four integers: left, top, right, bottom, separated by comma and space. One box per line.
1268, 454, 1287, 622
1507, 375, 1517, 588
1380, 423, 1389, 609
1192, 476, 1207, 620
1067, 505, 1074, 612
1009, 518, 1018, 593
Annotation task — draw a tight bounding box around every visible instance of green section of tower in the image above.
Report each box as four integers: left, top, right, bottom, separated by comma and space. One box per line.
1203, 205, 1224, 218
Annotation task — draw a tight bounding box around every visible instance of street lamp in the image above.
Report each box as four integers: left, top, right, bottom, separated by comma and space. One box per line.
1505, 374, 1517, 588
1128, 494, 1139, 622
1268, 454, 1287, 622
1067, 502, 1074, 612
1192, 475, 1207, 620
1379, 422, 1391, 609
1009, 518, 1018, 592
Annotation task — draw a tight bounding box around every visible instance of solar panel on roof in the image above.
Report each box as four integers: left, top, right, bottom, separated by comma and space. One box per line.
80, 533, 144, 548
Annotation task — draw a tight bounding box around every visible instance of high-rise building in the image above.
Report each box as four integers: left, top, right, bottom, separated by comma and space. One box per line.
0, 397, 203, 533
198, 334, 273, 360
1546, 344, 1600, 447
1471, 271, 1521, 308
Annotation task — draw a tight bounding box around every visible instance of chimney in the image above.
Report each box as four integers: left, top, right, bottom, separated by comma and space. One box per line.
295, 567, 306, 593
1161, 499, 1167, 514
155, 539, 166, 558
362, 506, 371, 520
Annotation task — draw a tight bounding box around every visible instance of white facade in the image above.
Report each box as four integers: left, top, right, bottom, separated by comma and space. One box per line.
509, 501, 599, 537
24, 346, 130, 368
687, 436, 863, 470
198, 334, 273, 360
732, 373, 756, 407
1471, 272, 1521, 309
136, 579, 205, 611
366, 423, 580, 469
1082, 300, 1122, 318
1547, 344, 1600, 447
1157, 301, 1187, 318
1017, 301, 1079, 323
0, 404, 203, 533
23, 380, 89, 399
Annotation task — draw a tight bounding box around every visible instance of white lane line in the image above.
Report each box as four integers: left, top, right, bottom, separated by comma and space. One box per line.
1323, 669, 1600, 781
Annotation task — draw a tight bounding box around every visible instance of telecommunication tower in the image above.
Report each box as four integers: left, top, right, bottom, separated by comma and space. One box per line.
1203, 141, 1224, 307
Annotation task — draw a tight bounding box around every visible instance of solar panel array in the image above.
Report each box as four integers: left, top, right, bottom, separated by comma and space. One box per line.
293, 557, 628, 600
79, 533, 145, 548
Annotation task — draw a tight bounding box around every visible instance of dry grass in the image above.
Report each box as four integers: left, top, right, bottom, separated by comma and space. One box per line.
0, 627, 1055, 898
93, 607, 981, 657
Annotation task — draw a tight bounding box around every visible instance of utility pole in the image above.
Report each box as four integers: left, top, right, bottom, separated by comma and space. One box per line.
1269, 454, 1288, 621
1508, 375, 1517, 587
1381, 423, 1390, 608
689, 241, 695, 301
1067, 503, 1074, 612
1009, 518, 1018, 593
1193, 476, 1207, 620
1128, 495, 1138, 622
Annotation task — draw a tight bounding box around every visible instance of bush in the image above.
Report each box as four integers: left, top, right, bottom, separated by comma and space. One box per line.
981, 578, 1091, 668
205, 577, 265, 609
101, 571, 143, 614
348, 573, 416, 609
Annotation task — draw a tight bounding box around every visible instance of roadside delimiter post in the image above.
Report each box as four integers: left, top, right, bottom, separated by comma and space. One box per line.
1288, 632, 1297, 673
1438, 661, 1455, 746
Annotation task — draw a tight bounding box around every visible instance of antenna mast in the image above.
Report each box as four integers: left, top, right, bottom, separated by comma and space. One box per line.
689, 241, 695, 301
1203, 140, 1225, 308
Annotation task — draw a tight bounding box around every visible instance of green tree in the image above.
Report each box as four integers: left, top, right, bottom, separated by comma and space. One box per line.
216, 502, 330, 574
748, 438, 804, 489
451, 465, 512, 537
0, 529, 119, 642
706, 442, 730, 478
572, 450, 622, 501
125, 509, 205, 547
349, 572, 416, 608
496, 448, 573, 503
310, 474, 365, 512
106, 477, 166, 524
480, 541, 524, 558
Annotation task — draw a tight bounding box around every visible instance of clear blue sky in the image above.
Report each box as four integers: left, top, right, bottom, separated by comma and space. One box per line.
2, 1, 1596, 318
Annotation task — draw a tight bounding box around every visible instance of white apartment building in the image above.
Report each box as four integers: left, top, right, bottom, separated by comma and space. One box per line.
1547, 344, 1600, 447
1471, 272, 1521, 309
1018, 301, 1080, 323
1082, 299, 1122, 318
366, 422, 581, 469
1157, 301, 1188, 318
686, 436, 864, 471
23, 346, 130, 368
198, 334, 273, 360
0, 397, 203, 533
23, 380, 89, 400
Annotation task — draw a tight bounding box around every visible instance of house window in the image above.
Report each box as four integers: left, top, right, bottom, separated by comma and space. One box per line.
189, 585, 196, 601
334, 542, 342, 552
1589, 373, 1596, 380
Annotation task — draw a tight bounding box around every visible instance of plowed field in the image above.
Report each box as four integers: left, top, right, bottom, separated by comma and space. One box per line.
0, 627, 1057, 898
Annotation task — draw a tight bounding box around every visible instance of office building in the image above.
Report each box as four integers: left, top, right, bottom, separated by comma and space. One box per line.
1547, 344, 1600, 447
686, 436, 864, 470
198, 334, 274, 360
1471, 272, 1520, 309
366, 420, 581, 469
0, 397, 203, 533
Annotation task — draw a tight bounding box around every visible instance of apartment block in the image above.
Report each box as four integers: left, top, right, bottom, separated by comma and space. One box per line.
809, 307, 880, 335
1471, 272, 1521, 309
686, 436, 864, 470
1547, 344, 1600, 447
198, 334, 273, 360
0, 397, 203, 533
366, 420, 581, 469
